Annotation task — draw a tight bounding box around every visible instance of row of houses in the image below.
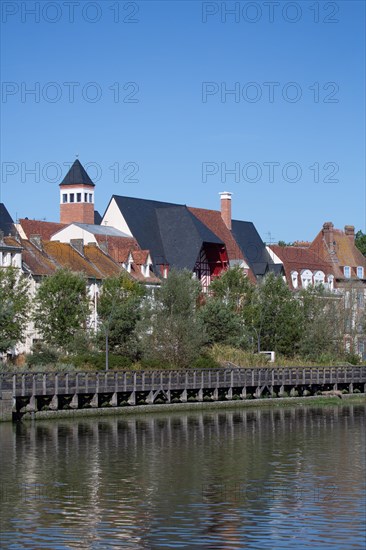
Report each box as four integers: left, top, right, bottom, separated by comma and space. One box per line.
1, 159, 365, 358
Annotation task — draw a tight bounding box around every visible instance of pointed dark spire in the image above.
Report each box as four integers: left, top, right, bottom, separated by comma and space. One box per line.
60, 159, 95, 186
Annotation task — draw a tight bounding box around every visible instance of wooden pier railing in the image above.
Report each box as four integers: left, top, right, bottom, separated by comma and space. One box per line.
0, 366, 365, 421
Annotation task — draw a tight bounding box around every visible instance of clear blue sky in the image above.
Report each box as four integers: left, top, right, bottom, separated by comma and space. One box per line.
1, 0, 365, 242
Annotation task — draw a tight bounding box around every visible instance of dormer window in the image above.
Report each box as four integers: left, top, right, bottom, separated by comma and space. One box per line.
344, 266, 351, 278
328, 275, 334, 291
314, 270, 325, 286
357, 266, 364, 279
300, 269, 313, 289
291, 271, 298, 289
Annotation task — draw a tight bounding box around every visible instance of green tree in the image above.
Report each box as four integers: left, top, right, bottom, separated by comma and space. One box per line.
138, 269, 205, 368
97, 272, 145, 358
297, 284, 343, 360
0, 267, 30, 353
33, 269, 90, 351
209, 266, 254, 312
355, 230, 366, 257
245, 273, 302, 356
198, 298, 243, 346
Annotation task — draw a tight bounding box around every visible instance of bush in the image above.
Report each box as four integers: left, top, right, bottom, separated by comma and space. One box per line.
26, 344, 60, 367
342, 352, 360, 365
138, 358, 175, 370
192, 354, 220, 369
61, 353, 132, 371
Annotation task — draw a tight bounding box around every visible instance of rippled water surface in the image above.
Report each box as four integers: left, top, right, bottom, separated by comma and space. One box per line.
0, 404, 365, 549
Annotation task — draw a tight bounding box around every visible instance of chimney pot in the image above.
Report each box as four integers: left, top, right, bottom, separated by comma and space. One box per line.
219, 191, 232, 230
344, 225, 355, 239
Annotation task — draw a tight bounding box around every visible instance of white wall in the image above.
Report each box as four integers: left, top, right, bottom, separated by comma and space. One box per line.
102, 198, 133, 236
51, 224, 97, 244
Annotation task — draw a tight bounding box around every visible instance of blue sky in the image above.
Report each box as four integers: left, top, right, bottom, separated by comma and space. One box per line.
1, 0, 365, 242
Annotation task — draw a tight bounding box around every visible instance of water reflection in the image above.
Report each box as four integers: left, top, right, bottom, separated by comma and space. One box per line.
0, 405, 365, 549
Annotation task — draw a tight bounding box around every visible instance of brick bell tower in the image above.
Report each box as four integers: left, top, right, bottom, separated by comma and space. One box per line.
59, 159, 95, 225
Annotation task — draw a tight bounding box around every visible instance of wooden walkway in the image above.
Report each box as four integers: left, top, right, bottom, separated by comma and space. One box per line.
0, 365, 365, 420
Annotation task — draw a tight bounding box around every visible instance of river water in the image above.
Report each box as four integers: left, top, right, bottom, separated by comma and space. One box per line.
0, 404, 365, 549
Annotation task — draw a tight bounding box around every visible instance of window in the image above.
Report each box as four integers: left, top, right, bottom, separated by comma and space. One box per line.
84, 193, 88, 202
77, 193, 82, 203
300, 269, 313, 289
357, 266, 364, 279
344, 266, 351, 278
89, 194, 93, 203
357, 291, 364, 308
62, 194, 68, 203
314, 270, 325, 286
291, 271, 298, 289
328, 274, 334, 291
70, 193, 75, 203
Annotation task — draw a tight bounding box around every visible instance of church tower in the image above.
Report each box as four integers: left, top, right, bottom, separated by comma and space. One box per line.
59, 160, 95, 225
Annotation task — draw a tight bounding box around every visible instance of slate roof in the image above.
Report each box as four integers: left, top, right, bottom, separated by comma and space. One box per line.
19, 219, 65, 240
109, 196, 225, 271
94, 210, 102, 225
231, 220, 282, 277
72, 223, 130, 238
60, 159, 95, 187
0, 204, 16, 237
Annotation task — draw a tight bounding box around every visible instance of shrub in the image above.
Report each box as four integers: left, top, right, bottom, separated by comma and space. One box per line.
137, 358, 174, 370
62, 353, 132, 371
26, 344, 60, 367
342, 352, 360, 365
192, 354, 220, 370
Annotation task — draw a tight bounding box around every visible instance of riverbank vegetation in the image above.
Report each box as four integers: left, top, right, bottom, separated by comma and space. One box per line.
1, 267, 365, 370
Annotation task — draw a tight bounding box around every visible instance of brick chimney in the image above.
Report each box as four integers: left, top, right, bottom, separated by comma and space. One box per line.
322, 222, 335, 254
344, 225, 355, 241
59, 160, 95, 225
219, 192, 232, 230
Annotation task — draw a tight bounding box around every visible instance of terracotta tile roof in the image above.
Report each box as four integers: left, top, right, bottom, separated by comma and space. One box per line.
83, 244, 123, 278
130, 264, 161, 285
293, 241, 311, 247
269, 244, 334, 289
95, 235, 140, 263
132, 250, 150, 265
3, 236, 22, 249
188, 207, 256, 283
19, 219, 65, 240
43, 241, 102, 279
188, 207, 243, 260
20, 239, 57, 276
310, 226, 366, 279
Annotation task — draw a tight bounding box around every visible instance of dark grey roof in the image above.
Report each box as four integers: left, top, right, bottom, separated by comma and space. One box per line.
94, 210, 102, 225
157, 206, 222, 270
231, 220, 282, 278
73, 223, 130, 237
60, 160, 95, 187
108, 196, 224, 270
0, 203, 16, 236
